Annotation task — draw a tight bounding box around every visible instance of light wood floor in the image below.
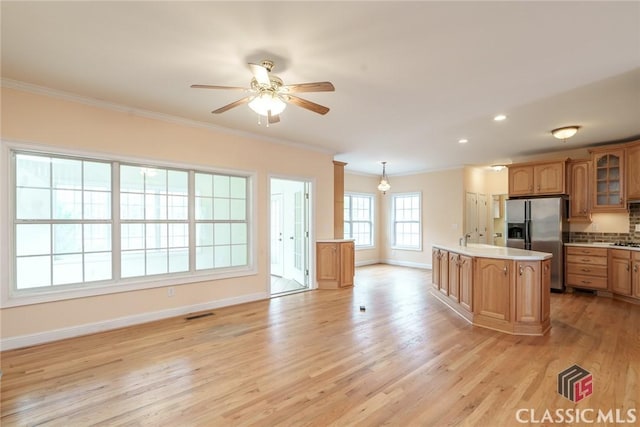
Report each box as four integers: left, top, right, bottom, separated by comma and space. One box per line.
1, 265, 639, 426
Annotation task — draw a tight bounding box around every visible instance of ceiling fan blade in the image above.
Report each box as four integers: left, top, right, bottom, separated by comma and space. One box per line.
191, 84, 247, 91
211, 97, 251, 114
285, 95, 330, 115
283, 82, 335, 93
249, 63, 270, 86
268, 111, 280, 124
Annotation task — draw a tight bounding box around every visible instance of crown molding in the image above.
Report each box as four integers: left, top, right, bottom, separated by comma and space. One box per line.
1, 78, 335, 156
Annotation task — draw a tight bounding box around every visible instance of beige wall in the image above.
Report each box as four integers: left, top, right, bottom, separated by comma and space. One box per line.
0, 87, 334, 346
376, 168, 464, 268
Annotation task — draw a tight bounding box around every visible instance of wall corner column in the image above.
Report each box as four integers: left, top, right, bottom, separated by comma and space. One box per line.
333, 160, 347, 239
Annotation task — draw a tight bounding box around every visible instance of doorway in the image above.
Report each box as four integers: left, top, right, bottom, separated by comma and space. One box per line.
270, 178, 311, 295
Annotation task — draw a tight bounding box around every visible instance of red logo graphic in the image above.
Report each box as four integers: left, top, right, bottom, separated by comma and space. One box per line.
558, 364, 593, 402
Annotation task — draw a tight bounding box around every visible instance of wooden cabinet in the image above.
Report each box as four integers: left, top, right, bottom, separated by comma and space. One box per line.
568, 159, 592, 222
565, 246, 608, 290
459, 255, 473, 312
590, 147, 626, 212
609, 249, 632, 296
474, 257, 511, 323
432, 248, 449, 294
316, 240, 354, 289
633, 252, 640, 299
626, 141, 640, 200
448, 253, 460, 302
515, 261, 542, 324
508, 160, 566, 197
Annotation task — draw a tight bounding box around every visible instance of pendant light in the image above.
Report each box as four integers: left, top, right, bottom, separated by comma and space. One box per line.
377, 161, 391, 194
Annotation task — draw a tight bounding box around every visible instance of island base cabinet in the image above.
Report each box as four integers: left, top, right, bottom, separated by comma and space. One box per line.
431, 246, 550, 336
316, 240, 354, 289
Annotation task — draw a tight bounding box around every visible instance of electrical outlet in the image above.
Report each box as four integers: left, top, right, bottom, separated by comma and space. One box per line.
635, 224, 640, 232
167, 287, 175, 297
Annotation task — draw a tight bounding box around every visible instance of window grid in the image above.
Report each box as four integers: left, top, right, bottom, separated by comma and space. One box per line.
392, 193, 421, 249
344, 193, 374, 247
12, 150, 251, 295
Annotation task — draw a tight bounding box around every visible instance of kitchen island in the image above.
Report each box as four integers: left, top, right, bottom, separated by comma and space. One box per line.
432, 243, 552, 336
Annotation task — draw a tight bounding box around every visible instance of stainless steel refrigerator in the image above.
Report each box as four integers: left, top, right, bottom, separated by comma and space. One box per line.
506, 197, 568, 291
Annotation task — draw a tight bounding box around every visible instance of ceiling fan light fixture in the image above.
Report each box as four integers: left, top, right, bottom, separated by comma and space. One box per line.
377, 161, 391, 194
248, 91, 287, 116
551, 126, 580, 141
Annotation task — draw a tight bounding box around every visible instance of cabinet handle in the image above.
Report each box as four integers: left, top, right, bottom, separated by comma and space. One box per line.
581, 280, 592, 284
503, 266, 508, 275
519, 265, 523, 276
581, 258, 591, 262
634, 265, 638, 273
581, 268, 591, 272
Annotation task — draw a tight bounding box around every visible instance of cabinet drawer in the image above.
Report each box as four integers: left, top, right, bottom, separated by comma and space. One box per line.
566, 246, 608, 257
566, 254, 608, 266
566, 263, 607, 277
566, 274, 608, 290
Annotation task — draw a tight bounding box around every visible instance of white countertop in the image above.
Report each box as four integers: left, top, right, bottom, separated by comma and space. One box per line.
566, 242, 640, 252
433, 243, 552, 260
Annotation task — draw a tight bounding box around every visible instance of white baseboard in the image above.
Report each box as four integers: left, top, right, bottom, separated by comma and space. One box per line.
355, 259, 382, 267
0, 292, 267, 351
381, 259, 431, 270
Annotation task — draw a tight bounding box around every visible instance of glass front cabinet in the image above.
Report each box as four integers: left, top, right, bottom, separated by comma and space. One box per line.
591, 147, 626, 212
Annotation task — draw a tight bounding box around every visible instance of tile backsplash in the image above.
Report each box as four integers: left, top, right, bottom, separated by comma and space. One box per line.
569, 203, 640, 243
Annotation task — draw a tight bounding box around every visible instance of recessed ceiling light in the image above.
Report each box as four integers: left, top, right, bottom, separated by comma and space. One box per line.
493, 114, 507, 121
458, 138, 468, 144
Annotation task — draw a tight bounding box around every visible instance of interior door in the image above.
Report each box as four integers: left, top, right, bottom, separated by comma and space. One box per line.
465, 192, 478, 243
270, 193, 284, 277
290, 189, 306, 285
477, 193, 488, 244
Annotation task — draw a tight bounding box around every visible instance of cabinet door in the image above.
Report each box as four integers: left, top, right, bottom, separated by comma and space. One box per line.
633, 253, 640, 299
340, 241, 355, 287
516, 261, 541, 324
475, 258, 511, 321
439, 250, 449, 295
609, 251, 631, 295
509, 166, 534, 196
568, 160, 591, 222
626, 142, 640, 200
592, 149, 626, 212
432, 248, 441, 289
541, 259, 551, 322
534, 162, 565, 194
317, 243, 338, 281
459, 255, 473, 312
448, 253, 460, 302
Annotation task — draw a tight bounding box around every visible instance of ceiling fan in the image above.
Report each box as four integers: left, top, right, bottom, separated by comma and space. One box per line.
191, 59, 335, 124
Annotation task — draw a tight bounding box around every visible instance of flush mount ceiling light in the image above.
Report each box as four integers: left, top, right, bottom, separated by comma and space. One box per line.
491, 165, 506, 172
377, 161, 391, 194
551, 126, 581, 141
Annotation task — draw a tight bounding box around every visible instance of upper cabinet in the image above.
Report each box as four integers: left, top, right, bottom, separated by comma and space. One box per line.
508, 160, 566, 197
567, 159, 591, 222
626, 141, 640, 201
590, 146, 626, 212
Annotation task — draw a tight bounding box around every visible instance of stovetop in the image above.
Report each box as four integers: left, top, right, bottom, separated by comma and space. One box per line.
612, 242, 640, 248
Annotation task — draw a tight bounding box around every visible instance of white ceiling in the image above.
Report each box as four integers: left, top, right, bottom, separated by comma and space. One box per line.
2, 1, 639, 175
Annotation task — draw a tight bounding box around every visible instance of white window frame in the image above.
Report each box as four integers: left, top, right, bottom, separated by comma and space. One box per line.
0, 140, 257, 308
343, 192, 375, 249
391, 192, 422, 251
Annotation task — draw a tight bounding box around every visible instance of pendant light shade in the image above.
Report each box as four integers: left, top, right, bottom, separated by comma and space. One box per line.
378, 161, 391, 194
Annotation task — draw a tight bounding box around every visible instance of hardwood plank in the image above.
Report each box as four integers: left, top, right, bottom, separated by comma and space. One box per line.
1, 264, 639, 425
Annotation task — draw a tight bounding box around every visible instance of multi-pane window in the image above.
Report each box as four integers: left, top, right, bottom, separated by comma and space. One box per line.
120, 165, 189, 278
392, 193, 421, 249
195, 173, 248, 269
11, 149, 252, 296
15, 153, 112, 289
344, 193, 374, 247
